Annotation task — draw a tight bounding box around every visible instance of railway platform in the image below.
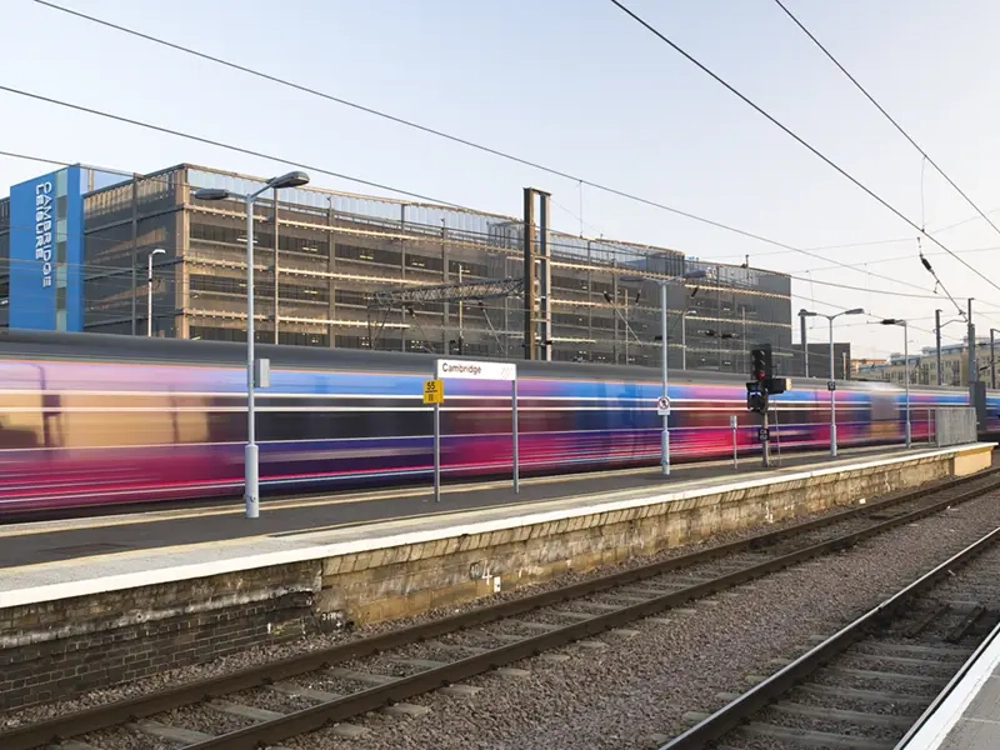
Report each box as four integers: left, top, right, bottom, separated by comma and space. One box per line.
0, 442, 993, 714
897, 618, 1000, 749
0, 444, 958, 571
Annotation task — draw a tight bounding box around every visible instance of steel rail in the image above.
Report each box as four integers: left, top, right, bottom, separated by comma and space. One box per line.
177, 476, 1000, 750
658, 525, 1000, 750
5, 466, 1000, 750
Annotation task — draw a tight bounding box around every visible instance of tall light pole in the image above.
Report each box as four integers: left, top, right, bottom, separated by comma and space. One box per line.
991, 328, 998, 389
147, 248, 165, 338
800, 308, 864, 457
935, 309, 943, 386
881, 318, 911, 448
194, 170, 311, 519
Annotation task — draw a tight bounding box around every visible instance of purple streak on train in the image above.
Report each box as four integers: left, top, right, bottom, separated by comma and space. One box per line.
0, 334, 993, 515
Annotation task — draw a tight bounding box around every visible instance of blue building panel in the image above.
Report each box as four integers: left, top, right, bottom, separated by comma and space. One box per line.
9, 166, 84, 331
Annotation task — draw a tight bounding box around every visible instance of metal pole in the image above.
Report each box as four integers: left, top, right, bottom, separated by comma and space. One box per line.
433, 401, 441, 502
968, 298, 976, 390
458, 266, 464, 355
130, 178, 138, 336
624, 290, 630, 364
991, 329, 996, 390
731, 415, 738, 469
904, 323, 911, 448
935, 309, 943, 386
762, 410, 770, 468
660, 281, 670, 476
681, 313, 687, 371
147, 252, 154, 338
245, 196, 259, 519
829, 315, 837, 458
522, 188, 536, 361
512, 379, 519, 493
273, 190, 280, 345
801, 313, 809, 378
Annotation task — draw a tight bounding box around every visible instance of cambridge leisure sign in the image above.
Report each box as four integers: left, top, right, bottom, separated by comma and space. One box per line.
9, 165, 84, 331
435, 359, 517, 381
35, 180, 54, 288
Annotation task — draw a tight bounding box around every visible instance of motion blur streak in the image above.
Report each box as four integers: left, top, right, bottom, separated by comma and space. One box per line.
0, 329, 993, 515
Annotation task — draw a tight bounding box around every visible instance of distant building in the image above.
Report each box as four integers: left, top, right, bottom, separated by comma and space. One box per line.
0, 162, 794, 372
786, 342, 853, 380
857, 338, 997, 387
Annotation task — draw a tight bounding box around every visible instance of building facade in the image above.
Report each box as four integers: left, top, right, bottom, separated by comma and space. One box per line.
0, 163, 794, 372
786, 342, 854, 380
856, 337, 998, 387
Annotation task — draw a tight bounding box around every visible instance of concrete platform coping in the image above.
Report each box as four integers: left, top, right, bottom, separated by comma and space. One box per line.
0, 443, 992, 611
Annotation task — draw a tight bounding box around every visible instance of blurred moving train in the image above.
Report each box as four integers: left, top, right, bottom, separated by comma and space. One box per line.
0, 328, 997, 515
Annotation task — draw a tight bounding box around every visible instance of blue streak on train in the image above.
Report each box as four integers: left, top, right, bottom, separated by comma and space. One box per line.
0, 328, 996, 515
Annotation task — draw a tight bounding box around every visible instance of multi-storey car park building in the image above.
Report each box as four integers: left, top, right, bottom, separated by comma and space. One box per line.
0, 162, 794, 373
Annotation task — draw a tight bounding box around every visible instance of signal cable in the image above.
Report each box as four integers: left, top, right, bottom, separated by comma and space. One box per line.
772, 0, 1000, 243
0, 133, 946, 303
607, 0, 993, 312
28, 0, 943, 299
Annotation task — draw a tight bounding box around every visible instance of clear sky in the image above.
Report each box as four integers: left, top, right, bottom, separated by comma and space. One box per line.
3, 0, 1000, 360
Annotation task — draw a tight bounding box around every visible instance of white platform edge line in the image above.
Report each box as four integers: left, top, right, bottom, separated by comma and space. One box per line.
0, 444, 992, 610
896, 622, 1000, 749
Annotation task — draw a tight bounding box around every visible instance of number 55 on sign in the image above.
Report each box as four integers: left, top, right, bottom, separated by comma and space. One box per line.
423, 379, 444, 404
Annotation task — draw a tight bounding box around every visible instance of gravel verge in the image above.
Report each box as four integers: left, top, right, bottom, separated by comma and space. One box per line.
2, 478, 930, 731
275, 491, 1000, 750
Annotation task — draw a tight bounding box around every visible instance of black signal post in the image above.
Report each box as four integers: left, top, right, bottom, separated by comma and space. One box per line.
746, 345, 790, 468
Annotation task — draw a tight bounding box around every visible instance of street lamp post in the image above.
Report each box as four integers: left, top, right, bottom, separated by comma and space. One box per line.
881, 319, 911, 448
194, 170, 311, 519
147, 248, 166, 337
799, 308, 864, 457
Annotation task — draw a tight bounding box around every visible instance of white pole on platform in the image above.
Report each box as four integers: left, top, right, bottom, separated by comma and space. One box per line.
433, 401, 441, 502
660, 281, 670, 476
512, 378, 520, 493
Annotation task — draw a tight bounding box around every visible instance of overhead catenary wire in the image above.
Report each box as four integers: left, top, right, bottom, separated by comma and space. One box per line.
27, 1, 944, 301
0, 142, 954, 305
607, 0, 995, 314
772, 0, 1000, 245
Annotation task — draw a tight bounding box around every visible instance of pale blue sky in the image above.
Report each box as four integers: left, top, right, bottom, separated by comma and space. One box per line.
3, 0, 1000, 359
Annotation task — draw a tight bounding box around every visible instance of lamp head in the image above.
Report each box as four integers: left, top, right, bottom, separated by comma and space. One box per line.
193, 188, 231, 201
267, 171, 310, 190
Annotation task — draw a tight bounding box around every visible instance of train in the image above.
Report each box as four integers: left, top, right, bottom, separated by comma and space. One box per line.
0, 327, 997, 516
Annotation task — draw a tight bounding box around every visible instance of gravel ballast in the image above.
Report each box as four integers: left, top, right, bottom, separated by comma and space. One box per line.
4, 475, 999, 750
277, 491, 1000, 750
2, 480, 928, 731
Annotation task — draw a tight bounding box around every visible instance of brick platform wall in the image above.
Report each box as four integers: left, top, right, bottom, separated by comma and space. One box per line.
0, 561, 320, 711
1, 446, 989, 713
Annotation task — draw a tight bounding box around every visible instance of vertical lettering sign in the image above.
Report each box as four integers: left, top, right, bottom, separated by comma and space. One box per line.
34, 181, 53, 288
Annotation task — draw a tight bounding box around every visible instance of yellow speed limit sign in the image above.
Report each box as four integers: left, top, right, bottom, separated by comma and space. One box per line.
423, 379, 444, 404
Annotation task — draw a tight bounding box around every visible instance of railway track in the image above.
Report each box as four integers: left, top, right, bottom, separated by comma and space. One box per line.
661, 522, 1000, 750
7, 466, 1000, 750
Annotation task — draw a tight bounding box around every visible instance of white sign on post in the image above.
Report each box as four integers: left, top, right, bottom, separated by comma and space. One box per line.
435, 359, 520, 494
436, 359, 516, 381
656, 396, 671, 416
